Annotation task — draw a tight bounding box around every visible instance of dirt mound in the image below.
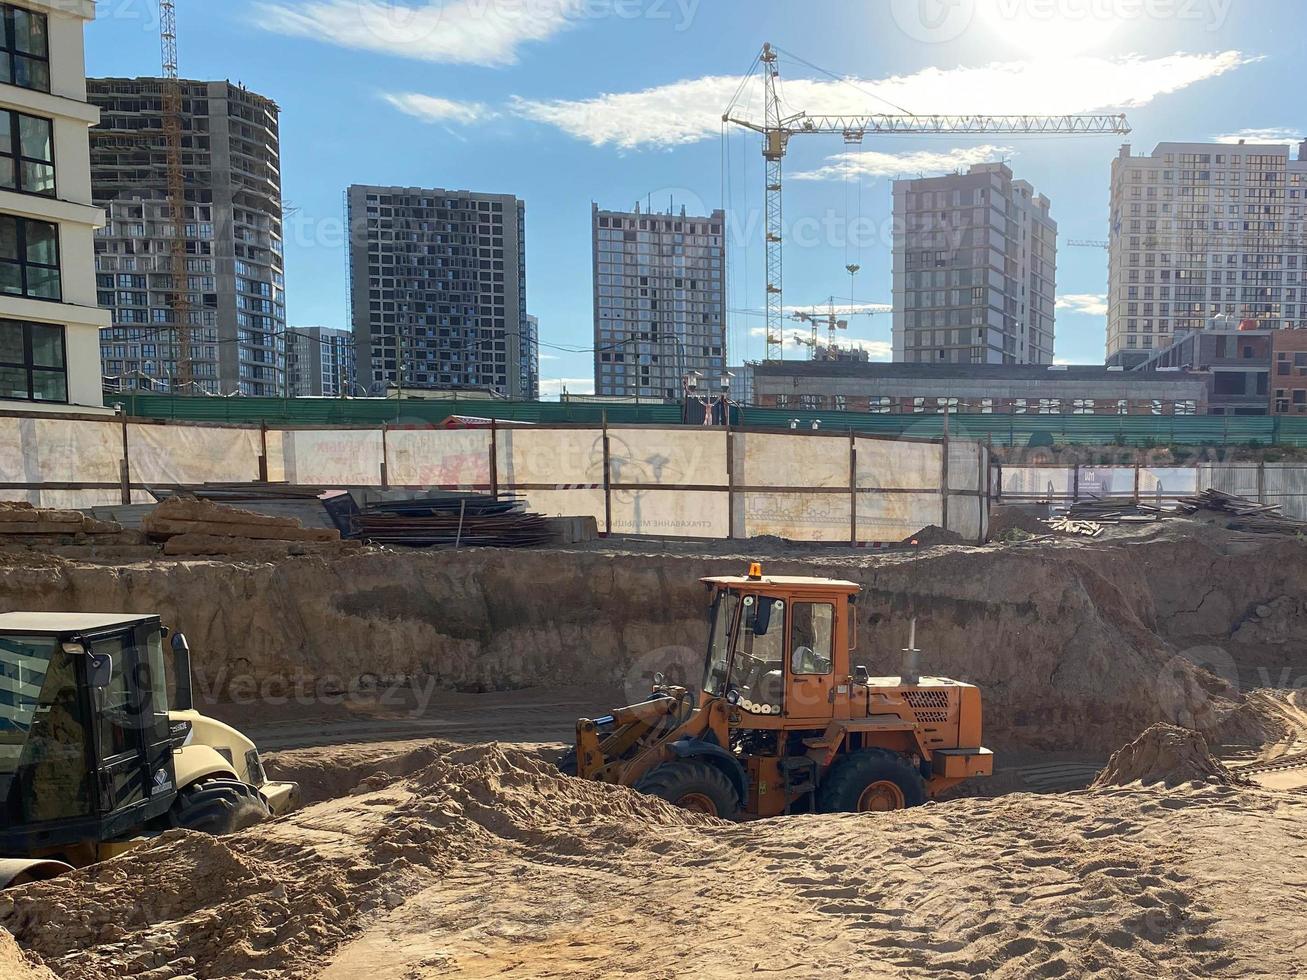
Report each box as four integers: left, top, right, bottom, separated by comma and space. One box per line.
0, 931, 56, 980
0, 743, 706, 980
264, 740, 447, 806
903, 524, 967, 547
1093, 724, 1241, 788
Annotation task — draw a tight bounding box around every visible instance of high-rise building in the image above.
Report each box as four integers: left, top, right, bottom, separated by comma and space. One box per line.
346, 185, 528, 397
592, 202, 727, 399
1106, 141, 1307, 368
892, 163, 1057, 365
88, 78, 285, 396
518, 313, 539, 400
0, 1, 110, 413
287, 326, 356, 398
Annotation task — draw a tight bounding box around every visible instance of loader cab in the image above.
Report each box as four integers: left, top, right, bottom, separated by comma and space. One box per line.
701, 567, 860, 726
0, 613, 178, 862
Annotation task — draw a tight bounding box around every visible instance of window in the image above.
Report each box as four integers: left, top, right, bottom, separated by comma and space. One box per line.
790, 603, 834, 675
0, 214, 59, 299
0, 318, 66, 402
0, 4, 49, 92
0, 109, 54, 195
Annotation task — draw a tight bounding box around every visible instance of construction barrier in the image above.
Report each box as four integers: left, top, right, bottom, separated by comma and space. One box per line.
997, 462, 1307, 520
0, 410, 987, 544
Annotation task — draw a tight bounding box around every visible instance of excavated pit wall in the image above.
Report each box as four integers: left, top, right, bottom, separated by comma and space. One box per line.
1, 524, 1303, 754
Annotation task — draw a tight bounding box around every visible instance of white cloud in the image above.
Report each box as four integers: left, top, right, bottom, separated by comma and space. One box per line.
382, 93, 492, 124
1214, 128, 1303, 147
509, 74, 741, 149
508, 51, 1250, 149
256, 0, 585, 67
791, 145, 1012, 182
1057, 294, 1109, 316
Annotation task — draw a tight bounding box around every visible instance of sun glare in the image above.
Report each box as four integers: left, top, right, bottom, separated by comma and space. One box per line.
974, 2, 1128, 56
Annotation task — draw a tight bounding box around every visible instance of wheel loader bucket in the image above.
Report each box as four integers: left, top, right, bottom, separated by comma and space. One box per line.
0, 858, 74, 889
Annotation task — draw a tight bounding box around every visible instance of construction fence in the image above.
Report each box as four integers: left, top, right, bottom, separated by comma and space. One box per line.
997, 462, 1307, 520
0, 411, 988, 544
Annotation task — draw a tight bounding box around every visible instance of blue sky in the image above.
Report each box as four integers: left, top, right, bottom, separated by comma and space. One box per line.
85, 0, 1305, 395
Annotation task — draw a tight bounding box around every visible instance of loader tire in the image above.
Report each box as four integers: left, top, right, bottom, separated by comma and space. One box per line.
816, 749, 926, 813
556, 749, 578, 776
634, 761, 738, 819
171, 778, 270, 836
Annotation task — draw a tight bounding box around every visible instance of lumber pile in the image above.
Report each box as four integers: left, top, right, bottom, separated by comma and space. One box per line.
0, 502, 142, 546
349, 492, 553, 548
1175, 489, 1307, 536
1043, 497, 1172, 536
143, 496, 356, 557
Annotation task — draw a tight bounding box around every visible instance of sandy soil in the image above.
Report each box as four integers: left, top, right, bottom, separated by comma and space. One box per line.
3, 741, 1306, 980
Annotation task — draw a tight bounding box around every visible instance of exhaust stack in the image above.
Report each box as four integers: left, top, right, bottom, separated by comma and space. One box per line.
902, 618, 921, 685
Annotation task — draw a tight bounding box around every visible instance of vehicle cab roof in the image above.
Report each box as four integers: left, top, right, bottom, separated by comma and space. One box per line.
702, 575, 861, 594
0, 612, 160, 635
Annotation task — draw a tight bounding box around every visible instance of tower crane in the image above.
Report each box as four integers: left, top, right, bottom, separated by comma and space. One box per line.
790, 298, 891, 360
160, 0, 193, 391
723, 43, 1133, 362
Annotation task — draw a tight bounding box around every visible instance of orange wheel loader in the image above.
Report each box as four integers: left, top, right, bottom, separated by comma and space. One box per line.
562, 565, 992, 818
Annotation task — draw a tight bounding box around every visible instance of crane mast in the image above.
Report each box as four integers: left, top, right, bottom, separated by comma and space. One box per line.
160, 0, 193, 391
724, 42, 1133, 362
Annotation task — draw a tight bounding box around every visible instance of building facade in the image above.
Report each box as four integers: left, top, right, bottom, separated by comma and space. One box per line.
1136, 322, 1271, 415
892, 163, 1057, 366
1106, 141, 1307, 368
592, 202, 726, 399
347, 185, 528, 398
88, 77, 284, 396
287, 325, 355, 398
753, 361, 1209, 416
518, 312, 539, 401
0, 0, 110, 413
1270, 327, 1307, 415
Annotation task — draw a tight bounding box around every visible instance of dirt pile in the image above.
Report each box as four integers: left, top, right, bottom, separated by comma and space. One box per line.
0, 931, 56, 980
0, 743, 704, 980
1093, 724, 1241, 788
8, 744, 1306, 979
0, 520, 1303, 754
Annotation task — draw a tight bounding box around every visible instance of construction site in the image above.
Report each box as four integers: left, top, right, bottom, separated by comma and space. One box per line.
4, 1, 1307, 976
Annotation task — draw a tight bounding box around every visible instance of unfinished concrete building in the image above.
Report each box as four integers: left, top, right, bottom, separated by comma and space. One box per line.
88, 78, 285, 396
347, 185, 530, 398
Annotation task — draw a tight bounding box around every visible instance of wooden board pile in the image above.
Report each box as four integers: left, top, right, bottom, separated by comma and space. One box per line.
1043, 497, 1172, 537
142, 496, 358, 557
0, 502, 143, 548
1175, 489, 1307, 536
349, 492, 553, 549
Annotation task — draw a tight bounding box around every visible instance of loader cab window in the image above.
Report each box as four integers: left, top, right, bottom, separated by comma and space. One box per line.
790, 603, 834, 676
703, 589, 739, 697
0, 635, 92, 822
730, 596, 786, 715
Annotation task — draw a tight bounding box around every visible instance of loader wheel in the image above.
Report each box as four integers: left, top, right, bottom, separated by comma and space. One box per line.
556, 749, 578, 776
816, 749, 926, 814
634, 761, 738, 819
171, 778, 270, 836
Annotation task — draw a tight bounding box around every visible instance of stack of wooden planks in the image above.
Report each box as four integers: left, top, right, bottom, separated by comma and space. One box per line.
1043, 497, 1173, 536
142, 496, 357, 557
0, 502, 135, 543
1175, 489, 1307, 536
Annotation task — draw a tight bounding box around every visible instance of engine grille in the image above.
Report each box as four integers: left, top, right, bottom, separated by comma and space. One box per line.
903, 690, 951, 710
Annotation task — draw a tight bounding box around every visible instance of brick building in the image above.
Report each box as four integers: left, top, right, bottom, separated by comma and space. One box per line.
752, 362, 1210, 415
1271, 328, 1307, 415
